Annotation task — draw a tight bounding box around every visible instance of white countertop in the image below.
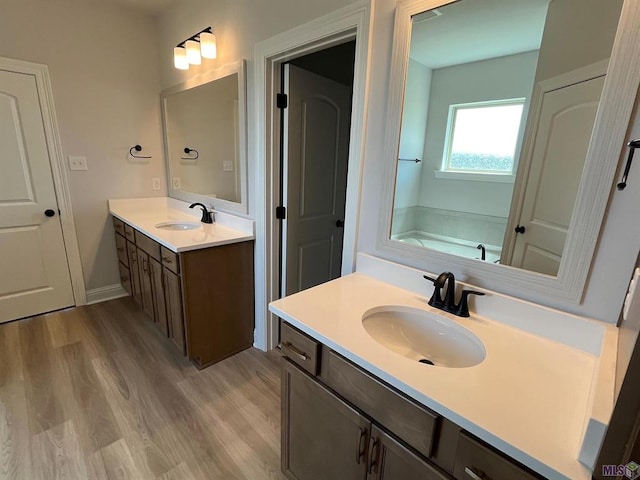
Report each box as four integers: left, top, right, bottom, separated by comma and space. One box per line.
108, 197, 254, 253
270, 273, 600, 480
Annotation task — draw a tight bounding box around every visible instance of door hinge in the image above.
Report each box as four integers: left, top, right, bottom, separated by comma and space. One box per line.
276, 206, 286, 220
276, 93, 288, 109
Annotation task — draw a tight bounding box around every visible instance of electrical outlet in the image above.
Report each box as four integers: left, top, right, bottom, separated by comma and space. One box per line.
152, 177, 161, 190
68, 155, 88, 171
223, 160, 234, 172
172, 177, 181, 189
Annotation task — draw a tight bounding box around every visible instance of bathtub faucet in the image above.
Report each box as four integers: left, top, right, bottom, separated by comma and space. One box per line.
423, 272, 485, 317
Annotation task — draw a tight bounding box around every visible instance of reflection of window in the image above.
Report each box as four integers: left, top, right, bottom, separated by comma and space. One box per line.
442, 99, 525, 174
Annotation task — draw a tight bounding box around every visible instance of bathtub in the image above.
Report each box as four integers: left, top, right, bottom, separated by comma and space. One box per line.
392, 231, 501, 263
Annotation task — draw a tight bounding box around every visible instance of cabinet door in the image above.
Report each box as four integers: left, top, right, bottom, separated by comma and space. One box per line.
282, 359, 370, 480
137, 248, 154, 319
368, 425, 450, 480
148, 257, 168, 336
164, 267, 185, 354
127, 241, 142, 306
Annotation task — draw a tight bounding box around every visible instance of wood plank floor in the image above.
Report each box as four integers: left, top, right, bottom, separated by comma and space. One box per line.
0, 297, 285, 480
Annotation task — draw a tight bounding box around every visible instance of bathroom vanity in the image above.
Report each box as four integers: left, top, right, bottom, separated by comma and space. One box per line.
109, 197, 255, 368
270, 266, 617, 480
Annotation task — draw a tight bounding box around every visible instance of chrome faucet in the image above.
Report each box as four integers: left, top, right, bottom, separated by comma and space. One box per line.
423, 272, 485, 317
189, 202, 214, 223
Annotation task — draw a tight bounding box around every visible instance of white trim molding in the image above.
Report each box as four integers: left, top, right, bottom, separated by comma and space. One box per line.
0, 56, 87, 306
376, 0, 640, 305
86, 284, 128, 305
254, 1, 372, 350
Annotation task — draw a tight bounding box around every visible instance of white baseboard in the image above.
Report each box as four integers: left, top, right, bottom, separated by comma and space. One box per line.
85, 284, 128, 305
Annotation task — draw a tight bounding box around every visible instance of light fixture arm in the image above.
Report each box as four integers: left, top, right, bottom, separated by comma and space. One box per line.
175, 27, 213, 48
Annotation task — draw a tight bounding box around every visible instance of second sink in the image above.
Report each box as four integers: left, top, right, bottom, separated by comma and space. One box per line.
362, 306, 486, 368
155, 221, 200, 231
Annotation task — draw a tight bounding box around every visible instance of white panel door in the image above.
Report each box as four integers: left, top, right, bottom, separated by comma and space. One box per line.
0, 69, 74, 322
510, 75, 605, 276
283, 64, 351, 295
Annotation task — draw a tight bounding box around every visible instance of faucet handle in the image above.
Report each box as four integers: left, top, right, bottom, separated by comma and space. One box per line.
423, 275, 444, 308
455, 290, 485, 317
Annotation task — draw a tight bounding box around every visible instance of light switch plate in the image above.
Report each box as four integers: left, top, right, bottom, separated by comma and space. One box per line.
152, 178, 161, 190
172, 177, 181, 189
68, 155, 88, 171
223, 160, 234, 172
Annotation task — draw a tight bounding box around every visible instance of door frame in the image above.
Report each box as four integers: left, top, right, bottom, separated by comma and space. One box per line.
254, 1, 371, 350
0, 56, 86, 307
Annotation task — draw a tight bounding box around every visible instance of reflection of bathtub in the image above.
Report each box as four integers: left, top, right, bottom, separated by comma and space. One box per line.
392, 231, 501, 263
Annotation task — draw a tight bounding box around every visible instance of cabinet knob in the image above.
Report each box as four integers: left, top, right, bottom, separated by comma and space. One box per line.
514, 224, 526, 234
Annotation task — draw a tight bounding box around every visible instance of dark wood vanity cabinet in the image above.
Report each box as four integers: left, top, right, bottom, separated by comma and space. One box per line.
280, 321, 544, 480
112, 216, 254, 368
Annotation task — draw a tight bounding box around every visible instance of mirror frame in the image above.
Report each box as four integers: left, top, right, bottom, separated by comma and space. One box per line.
161, 59, 248, 215
377, 0, 640, 303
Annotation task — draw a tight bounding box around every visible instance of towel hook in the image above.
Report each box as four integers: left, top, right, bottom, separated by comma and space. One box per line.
617, 139, 640, 191
129, 145, 151, 159
181, 147, 199, 160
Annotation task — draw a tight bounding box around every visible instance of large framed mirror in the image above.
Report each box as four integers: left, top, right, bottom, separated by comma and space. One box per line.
161, 60, 248, 214
378, 0, 640, 302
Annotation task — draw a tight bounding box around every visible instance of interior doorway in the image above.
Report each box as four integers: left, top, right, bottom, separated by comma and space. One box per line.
279, 41, 356, 297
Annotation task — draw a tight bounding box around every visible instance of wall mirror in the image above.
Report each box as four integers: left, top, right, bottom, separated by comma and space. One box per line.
161, 60, 248, 214
379, 0, 639, 302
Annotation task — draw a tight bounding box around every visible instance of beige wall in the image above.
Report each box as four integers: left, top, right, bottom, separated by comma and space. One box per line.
0, 0, 165, 292
535, 0, 623, 83
419, 51, 538, 217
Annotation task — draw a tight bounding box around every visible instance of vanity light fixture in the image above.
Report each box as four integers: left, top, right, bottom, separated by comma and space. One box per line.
173, 27, 217, 71
200, 31, 217, 59
173, 46, 188, 70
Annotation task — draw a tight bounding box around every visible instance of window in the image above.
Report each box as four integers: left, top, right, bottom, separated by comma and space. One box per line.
441, 99, 525, 178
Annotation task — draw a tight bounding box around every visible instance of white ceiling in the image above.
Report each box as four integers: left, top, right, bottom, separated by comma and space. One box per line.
98, 0, 177, 15
410, 0, 551, 69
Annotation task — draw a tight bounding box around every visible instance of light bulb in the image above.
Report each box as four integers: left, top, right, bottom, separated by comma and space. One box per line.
173, 47, 189, 70
185, 40, 201, 65
200, 32, 217, 59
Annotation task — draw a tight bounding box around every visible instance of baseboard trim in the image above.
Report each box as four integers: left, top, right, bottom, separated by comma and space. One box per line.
86, 284, 128, 305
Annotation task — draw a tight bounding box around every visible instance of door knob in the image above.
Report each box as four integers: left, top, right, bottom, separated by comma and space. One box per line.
336, 219, 344, 228
44, 209, 56, 217
514, 224, 526, 234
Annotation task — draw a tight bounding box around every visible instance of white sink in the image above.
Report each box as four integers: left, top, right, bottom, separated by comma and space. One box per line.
154, 221, 200, 231
362, 306, 486, 368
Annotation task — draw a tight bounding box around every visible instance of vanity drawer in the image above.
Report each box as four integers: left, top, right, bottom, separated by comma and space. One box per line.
321, 348, 440, 459
118, 261, 131, 295
123, 223, 136, 242
453, 432, 542, 480
135, 231, 161, 261
280, 322, 320, 376
115, 233, 129, 266
112, 217, 125, 236
161, 246, 180, 274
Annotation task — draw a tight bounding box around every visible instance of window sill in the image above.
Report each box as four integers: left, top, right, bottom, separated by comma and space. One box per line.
434, 170, 515, 183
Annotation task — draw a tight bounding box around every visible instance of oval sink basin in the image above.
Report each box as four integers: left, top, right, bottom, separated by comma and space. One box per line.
155, 221, 200, 231
362, 306, 486, 368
